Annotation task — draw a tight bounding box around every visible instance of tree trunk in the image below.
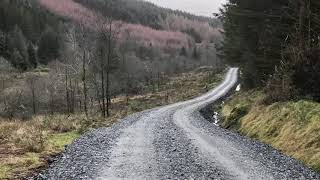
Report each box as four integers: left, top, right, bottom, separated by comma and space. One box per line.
106, 23, 112, 117
70, 78, 75, 114
1, 78, 4, 90
126, 73, 130, 106
65, 68, 70, 115
82, 50, 88, 117
157, 71, 160, 91
101, 49, 106, 118
32, 85, 36, 114
298, 0, 306, 52
308, 16, 311, 48
106, 71, 110, 117
50, 91, 54, 116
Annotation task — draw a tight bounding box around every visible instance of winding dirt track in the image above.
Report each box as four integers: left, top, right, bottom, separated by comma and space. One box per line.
34, 68, 320, 180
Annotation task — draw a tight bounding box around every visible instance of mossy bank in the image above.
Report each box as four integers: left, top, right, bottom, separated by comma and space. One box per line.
219, 90, 320, 171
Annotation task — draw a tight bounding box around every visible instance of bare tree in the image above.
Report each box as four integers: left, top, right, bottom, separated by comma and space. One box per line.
2, 89, 22, 119
75, 23, 91, 117
119, 30, 132, 104
65, 67, 70, 115
82, 49, 88, 117
62, 23, 92, 116
96, 18, 121, 118
26, 74, 38, 115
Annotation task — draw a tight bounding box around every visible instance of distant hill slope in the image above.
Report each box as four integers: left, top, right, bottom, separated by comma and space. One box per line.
0, 0, 222, 70
74, 0, 221, 29
38, 0, 192, 49
0, 0, 63, 70
75, 0, 221, 43
38, 0, 221, 48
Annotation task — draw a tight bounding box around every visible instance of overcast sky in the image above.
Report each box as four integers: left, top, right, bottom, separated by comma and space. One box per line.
144, 0, 227, 17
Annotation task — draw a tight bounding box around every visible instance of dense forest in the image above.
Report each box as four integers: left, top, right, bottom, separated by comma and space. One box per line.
74, 0, 221, 30
221, 0, 320, 102
70, 0, 222, 44
0, 0, 64, 70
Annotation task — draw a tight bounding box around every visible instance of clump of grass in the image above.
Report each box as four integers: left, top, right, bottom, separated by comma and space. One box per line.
0, 165, 11, 179
47, 132, 79, 151
0, 115, 85, 179
21, 153, 42, 169
0, 116, 82, 179
221, 91, 320, 171
0, 153, 43, 179
128, 100, 148, 112
0, 119, 46, 153
11, 125, 47, 153
43, 115, 82, 133
0, 122, 20, 142
222, 105, 248, 130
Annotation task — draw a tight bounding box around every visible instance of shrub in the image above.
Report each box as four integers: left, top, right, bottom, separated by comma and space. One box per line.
11, 124, 46, 153
44, 115, 82, 133
264, 62, 297, 104
222, 105, 248, 130
0, 122, 20, 142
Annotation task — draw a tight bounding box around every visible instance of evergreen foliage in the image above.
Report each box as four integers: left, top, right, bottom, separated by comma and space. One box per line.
37, 27, 61, 64
221, 0, 320, 101
0, 0, 63, 70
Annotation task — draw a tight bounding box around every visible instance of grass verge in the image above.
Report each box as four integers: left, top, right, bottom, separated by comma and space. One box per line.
219, 90, 320, 171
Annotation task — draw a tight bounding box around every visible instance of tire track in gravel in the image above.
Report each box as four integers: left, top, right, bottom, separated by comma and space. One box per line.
97, 69, 237, 179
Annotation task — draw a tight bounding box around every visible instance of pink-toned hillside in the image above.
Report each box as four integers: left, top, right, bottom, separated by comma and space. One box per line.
38, 0, 191, 48
122, 24, 191, 48
160, 14, 221, 43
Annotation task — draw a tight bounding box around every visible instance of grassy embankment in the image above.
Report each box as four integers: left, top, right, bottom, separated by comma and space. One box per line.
0, 68, 223, 179
220, 90, 320, 171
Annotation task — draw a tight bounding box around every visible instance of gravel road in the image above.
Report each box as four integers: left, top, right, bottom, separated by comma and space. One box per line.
32, 68, 320, 180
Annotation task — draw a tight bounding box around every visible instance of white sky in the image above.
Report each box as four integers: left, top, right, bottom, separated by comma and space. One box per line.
144, 0, 227, 17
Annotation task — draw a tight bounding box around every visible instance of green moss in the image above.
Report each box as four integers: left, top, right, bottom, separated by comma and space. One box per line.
47, 131, 80, 151
0, 132, 80, 179
0, 165, 11, 179
0, 153, 42, 179
222, 105, 248, 130
129, 100, 153, 113
22, 153, 42, 169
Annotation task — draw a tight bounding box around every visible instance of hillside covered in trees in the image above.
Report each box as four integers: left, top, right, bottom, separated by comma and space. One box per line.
74, 0, 221, 29
0, 0, 64, 70
0, 0, 223, 120
0, 0, 222, 72
221, 0, 320, 102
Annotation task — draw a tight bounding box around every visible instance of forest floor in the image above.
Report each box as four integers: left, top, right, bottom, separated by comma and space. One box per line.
216, 90, 320, 172
0, 68, 224, 179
